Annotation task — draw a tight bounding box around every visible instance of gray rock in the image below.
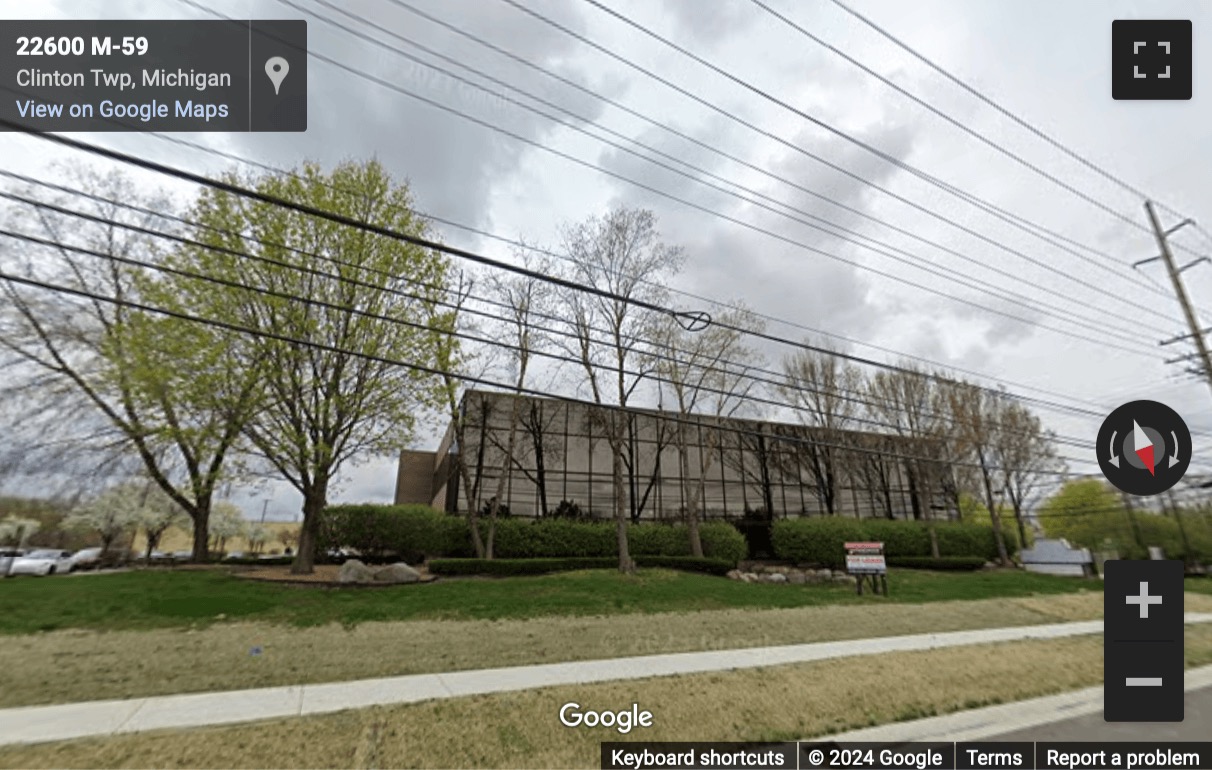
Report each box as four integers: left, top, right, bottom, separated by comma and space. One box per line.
787, 570, 807, 585
373, 562, 422, 584
741, 572, 759, 583
767, 572, 788, 583
816, 568, 835, 579
726, 569, 743, 581
832, 573, 856, 584
337, 559, 374, 584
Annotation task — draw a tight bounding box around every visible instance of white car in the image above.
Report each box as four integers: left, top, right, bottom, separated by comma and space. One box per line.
70, 547, 103, 570
1, 548, 24, 577
9, 549, 75, 576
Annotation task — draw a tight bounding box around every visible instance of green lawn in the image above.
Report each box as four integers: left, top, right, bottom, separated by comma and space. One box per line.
1186, 575, 1212, 595
0, 567, 1101, 634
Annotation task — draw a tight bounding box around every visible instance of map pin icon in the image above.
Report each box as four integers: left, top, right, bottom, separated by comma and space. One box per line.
265, 57, 289, 95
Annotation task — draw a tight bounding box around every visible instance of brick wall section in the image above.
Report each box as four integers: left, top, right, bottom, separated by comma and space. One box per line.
394, 449, 438, 506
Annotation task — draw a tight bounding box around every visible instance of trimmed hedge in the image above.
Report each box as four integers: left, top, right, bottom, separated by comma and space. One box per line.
772, 517, 1019, 568
428, 555, 734, 577
319, 505, 748, 566
885, 555, 986, 571
318, 504, 471, 563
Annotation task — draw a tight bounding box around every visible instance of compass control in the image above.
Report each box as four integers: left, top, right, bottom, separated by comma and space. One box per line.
1096, 400, 1191, 496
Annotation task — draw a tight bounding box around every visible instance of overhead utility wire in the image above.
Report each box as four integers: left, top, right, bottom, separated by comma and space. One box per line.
509, 0, 1181, 315
174, 0, 1167, 350
0, 181, 1115, 454
747, 0, 1156, 233
381, 0, 1207, 325
0, 265, 1113, 478
283, 0, 1171, 350
30, 125, 1152, 424
3, 121, 1174, 431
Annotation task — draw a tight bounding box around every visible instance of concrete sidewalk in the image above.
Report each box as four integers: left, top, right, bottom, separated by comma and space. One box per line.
3, 613, 1211, 747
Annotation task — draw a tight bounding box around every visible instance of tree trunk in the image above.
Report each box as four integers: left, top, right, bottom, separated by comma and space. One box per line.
678, 432, 703, 558
292, 488, 327, 574
612, 434, 634, 573
190, 500, 211, 562
979, 462, 1011, 566
906, 464, 923, 520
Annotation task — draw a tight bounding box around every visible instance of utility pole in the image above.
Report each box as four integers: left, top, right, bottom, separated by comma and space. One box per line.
1145, 201, 1212, 396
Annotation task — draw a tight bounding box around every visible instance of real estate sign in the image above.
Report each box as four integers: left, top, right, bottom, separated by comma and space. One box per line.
844, 541, 886, 575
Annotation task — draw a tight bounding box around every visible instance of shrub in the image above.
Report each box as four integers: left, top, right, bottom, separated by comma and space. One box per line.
934, 521, 1020, 561
772, 517, 1017, 567
771, 517, 866, 568
698, 521, 748, 565
427, 555, 733, 577
318, 504, 470, 563
318, 506, 747, 566
886, 555, 986, 571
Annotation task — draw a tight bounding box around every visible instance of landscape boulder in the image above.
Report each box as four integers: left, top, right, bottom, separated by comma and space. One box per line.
337, 559, 375, 584
766, 572, 788, 583
373, 563, 422, 584
787, 570, 807, 585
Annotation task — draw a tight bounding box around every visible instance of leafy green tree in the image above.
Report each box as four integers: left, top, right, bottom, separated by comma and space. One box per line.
173, 161, 451, 573
0, 167, 261, 562
1039, 478, 1136, 554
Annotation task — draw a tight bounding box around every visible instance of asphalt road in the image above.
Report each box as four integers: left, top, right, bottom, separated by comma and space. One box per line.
986, 684, 1212, 741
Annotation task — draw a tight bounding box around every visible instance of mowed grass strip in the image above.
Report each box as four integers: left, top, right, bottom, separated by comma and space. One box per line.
0, 590, 1153, 709
5, 625, 1212, 770
0, 568, 1103, 635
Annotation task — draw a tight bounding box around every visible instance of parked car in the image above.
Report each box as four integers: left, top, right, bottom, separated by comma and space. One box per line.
1, 548, 25, 576
171, 550, 193, 562
9, 549, 75, 576
223, 551, 246, 560
70, 547, 103, 570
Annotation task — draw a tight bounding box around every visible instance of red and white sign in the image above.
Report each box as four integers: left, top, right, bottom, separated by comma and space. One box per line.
846, 553, 887, 574
844, 541, 884, 554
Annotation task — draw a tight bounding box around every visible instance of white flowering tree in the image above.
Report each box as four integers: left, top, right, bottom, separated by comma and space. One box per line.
207, 502, 248, 555
132, 486, 188, 561
244, 521, 270, 555
0, 514, 40, 547
64, 485, 141, 554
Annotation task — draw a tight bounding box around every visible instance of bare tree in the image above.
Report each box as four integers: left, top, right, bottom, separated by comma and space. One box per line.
947, 380, 1013, 565
781, 346, 864, 517
557, 208, 684, 573
866, 366, 945, 555
429, 272, 494, 557
479, 249, 555, 556
995, 399, 1060, 546
655, 305, 764, 554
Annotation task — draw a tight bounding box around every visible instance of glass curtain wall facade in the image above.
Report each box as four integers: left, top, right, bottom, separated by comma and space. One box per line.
439, 390, 955, 522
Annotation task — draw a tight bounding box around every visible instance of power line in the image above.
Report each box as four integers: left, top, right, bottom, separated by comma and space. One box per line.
169, 0, 1167, 353
8, 119, 1176, 451
747, 0, 1154, 232
381, 0, 1210, 330
0, 265, 1104, 478
47, 125, 1174, 427
281, 0, 1171, 351
0, 179, 1121, 459
823, 0, 1155, 208
532, 0, 1178, 311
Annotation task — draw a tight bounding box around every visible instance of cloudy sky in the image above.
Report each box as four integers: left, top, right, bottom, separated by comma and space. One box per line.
3, 0, 1212, 520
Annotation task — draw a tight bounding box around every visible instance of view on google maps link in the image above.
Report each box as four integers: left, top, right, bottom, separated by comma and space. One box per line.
0, 2, 1211, 769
